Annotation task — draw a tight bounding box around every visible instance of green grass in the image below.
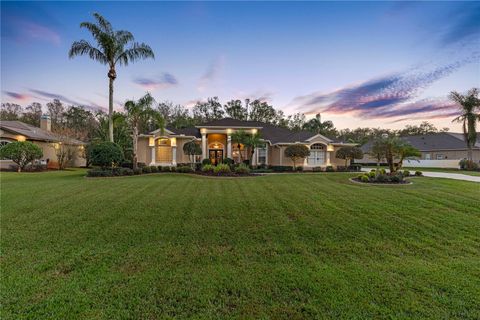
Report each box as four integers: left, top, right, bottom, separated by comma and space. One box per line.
365, 166, 480, 176
1, 169, 480, 319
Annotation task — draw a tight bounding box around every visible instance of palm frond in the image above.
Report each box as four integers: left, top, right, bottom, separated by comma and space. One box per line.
93, 13, 113, 34
69, 40, 108, 64
79, 22, 104, 41
115, 30, 134, 47
115, 42, 155, 66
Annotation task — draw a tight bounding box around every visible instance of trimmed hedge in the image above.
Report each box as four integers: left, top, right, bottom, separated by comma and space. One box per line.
269, 166, 294, 172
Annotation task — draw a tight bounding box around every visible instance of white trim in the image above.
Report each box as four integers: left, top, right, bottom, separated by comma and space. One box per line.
305, 133, 333, 143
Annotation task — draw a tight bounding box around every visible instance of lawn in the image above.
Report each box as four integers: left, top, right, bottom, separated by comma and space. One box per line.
1, 169, 479, 319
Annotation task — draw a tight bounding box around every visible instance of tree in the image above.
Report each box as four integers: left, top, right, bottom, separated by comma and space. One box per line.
244, 132, 262, 164
93, 111, 132, 160
52, 127, 81, 170
248, 100, 277, 123
398, 121, 441, 136
231, 129, 248, 162
183, 140, 202, 168
303, 113, 337, 137
63, 106, 97, 141
287, 112, 306, 132
192, 97, 224, 123
89, 141, 124, 169
69, 12, 154, 142
450, 88, 480, 161
224, 99, 248, 120
124, 93, 162, 169
396, 143, 421, 169
369, 138, 385, 168
0, 103, 23, 121
0, 141, 43, 172
284, 144, 310, 170
46, 99, 65, 131
335, 146, 364, 168
22, 102, 43, 127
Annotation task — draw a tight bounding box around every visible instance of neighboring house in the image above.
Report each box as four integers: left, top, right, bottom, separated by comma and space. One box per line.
0, 115, 86, 170
359, 132, 480, 168
137, 118, 356, 168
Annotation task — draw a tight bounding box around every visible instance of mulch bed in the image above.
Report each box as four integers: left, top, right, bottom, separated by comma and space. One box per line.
350, 177, 412, 185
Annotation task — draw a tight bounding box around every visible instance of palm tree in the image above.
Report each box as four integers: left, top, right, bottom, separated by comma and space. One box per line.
124, 93, 162, 170
231, 129, 248, 162
450, 88, 480, 161
244, 132, 262, 164
69, 13, 155, 143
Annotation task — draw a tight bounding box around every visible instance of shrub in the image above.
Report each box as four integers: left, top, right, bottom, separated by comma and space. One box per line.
361, 175, 369, 183
162, 166, 171, 172
284, 144, 310, 169
150, 165, 158, 173
133, 168, 142, 175
390, 174, 402, 183
120, 161, 133, 169
379, 168, 386, 175
415, 170, 423, 176
137, 162, 146, 168
142, 166, 152, 174
313, 166, 323, 172
403, 170, 410, 177
370, 169, 376, 172
170, 166, 176, 172
89, 142, 124, 169
87, 168, 113, 177
235, 163, 251, 174
376, 174, 387, 182
202, 158, 211, 165
368, 171, 376, 178
222, 157, 234, 165
119, 167, 134, 176
270, 165, 294, 172
251, 168, 274, 173
157, 165, 162, 171
201, 164, 214, 173
325, 166, 335, 172
177, 166, 194, 173
213, 163, 231, 174
0, 141, 43, 172
296, 166, 304, 172
459, 159, 479, 170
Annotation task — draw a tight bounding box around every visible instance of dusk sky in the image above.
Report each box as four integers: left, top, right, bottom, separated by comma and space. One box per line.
1, 1, 479, 131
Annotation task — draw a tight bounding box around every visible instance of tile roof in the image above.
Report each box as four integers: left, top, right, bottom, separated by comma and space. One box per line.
361, 132, 480, 153
0, 121, 84, 145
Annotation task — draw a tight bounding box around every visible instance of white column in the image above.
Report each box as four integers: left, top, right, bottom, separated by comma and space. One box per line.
265, 146, 269, 165
172, 146, 177, 166
202, 133, 207, 160
227, 135, 232, 159
326, 151, 331, 166
150, 146, 156, 165
280, 146, 283, 165
251, 147, 256, 166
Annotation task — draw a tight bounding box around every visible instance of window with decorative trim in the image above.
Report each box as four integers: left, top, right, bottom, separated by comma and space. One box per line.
257, 147, 267, 165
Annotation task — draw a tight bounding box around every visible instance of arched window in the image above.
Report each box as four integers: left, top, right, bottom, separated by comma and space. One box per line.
308, 143, 326, 165
0, 140, 11, 148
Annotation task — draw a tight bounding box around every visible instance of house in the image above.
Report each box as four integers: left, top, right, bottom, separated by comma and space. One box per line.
136, 118, 356, 168
359, 132, 480, 168
0, 115, 86, 170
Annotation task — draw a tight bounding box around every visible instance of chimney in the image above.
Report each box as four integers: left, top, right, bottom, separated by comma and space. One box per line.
40, 114, 51, 131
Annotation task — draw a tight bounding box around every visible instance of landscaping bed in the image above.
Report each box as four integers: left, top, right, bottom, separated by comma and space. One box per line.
353, 169, 422, 184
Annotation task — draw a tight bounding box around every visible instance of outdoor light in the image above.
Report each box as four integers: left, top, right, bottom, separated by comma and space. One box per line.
16, 135, 26, 142
170, 137, 177, 147
251, 129, 258, 134
148, 137, 155, 147
200, 128, 207, 134
327, 144, 334, 152
227, 128, 232, 134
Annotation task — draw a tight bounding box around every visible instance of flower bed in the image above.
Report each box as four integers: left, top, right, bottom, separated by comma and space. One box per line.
351, 169, 421, 185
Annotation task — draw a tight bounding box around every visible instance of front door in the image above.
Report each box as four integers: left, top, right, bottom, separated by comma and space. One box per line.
209, 149, 223, 165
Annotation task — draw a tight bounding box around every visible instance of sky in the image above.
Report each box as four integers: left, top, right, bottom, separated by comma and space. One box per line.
1, 1, 479, 131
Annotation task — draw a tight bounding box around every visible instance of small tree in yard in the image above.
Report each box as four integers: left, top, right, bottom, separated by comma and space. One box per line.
183, 140, 202, 169
335, 146, 364, 168
0, 141, 43, 172
52, 127, 80, 170
284, 144, 310, 170
396, 143, 421, 169
89, 142, 124, 169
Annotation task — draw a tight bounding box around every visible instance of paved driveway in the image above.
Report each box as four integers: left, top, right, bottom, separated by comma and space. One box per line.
362, 169, 480, 183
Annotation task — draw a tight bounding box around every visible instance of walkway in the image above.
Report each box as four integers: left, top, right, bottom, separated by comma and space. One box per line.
362, 169, 480, 183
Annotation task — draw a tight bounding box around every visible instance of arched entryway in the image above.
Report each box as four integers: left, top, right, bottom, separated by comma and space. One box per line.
208, 142, 224, 165
308, 143, 326, 166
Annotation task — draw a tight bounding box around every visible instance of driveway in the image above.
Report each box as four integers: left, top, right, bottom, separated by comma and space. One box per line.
362, 169, 480, 183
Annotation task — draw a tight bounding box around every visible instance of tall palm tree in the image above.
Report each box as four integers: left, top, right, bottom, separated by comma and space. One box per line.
231, 129, 248, 162
450, 88, 480, 161
69, 13, 155, 142
124, 93, 162, 170
244, 132, 262, 164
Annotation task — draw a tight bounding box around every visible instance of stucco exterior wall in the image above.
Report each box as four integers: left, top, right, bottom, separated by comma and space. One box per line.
137, 137, 151, 165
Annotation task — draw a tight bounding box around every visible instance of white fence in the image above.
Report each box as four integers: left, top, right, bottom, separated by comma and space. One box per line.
402, 159, 460, 168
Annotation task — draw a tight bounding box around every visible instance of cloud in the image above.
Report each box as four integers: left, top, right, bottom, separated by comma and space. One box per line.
3, 91, 30, 102
2, 16, 60, 45
197, 56, 225, 92
133, 73, 178, 90
29, 89, 104, 111
440, 3, 480, 45
289, 54, 478, 121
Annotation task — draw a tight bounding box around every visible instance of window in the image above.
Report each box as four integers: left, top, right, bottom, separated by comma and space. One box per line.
0, 140, 11, 160
308, 143, 326, 166
257, 147, 267, 165
425, 153, 431, 160
436, 154, 445, 160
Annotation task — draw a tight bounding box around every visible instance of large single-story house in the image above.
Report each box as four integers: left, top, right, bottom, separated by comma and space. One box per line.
0, 116, 86, 170
137, 118, 356, 168
359, 132, 480, 167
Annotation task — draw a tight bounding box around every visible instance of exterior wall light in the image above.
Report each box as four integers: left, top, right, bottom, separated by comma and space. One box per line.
327, 144, 334, 152
148, 137, 155, 147
16, 135, 26, 142
170, 137, 177, 147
